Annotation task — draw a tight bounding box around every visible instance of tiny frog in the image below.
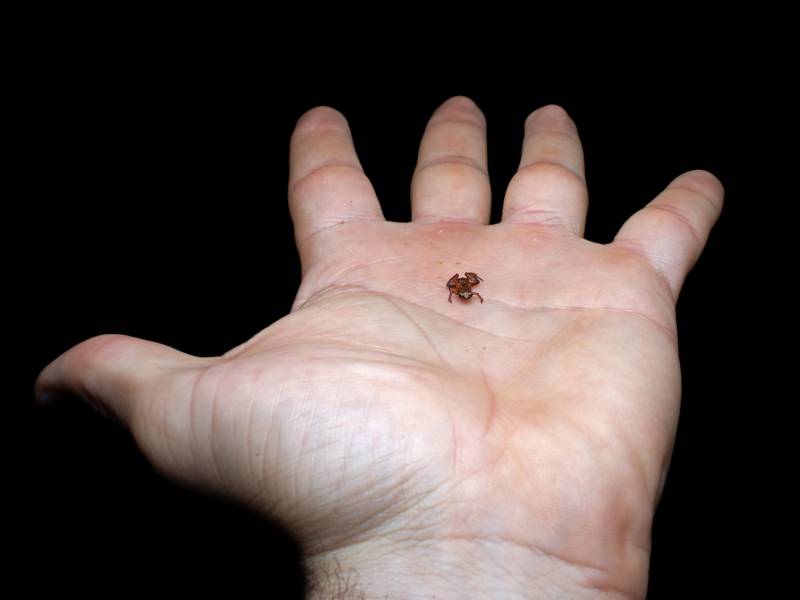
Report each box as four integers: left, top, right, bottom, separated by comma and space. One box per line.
446, 272, 484, 303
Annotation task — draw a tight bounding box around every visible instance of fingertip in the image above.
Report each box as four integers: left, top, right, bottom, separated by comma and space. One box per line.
441, 95, 480, 109
432, 95, 486, 127
294, 105, 349, 134
525, 104, 576, 131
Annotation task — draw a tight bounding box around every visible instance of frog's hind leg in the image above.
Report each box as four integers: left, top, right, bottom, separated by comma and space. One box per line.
465, 272, 483, 284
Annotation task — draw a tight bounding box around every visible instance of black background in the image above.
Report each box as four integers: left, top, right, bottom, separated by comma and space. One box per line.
17, 27, 773, 600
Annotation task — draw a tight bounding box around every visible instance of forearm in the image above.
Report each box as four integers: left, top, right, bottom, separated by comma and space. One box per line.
304, 535, 648, 600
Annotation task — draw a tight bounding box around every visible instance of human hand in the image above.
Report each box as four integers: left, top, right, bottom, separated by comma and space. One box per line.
36, 97, 723, 599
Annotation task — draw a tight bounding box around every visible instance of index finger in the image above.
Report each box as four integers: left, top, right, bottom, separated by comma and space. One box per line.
289, 107, 384, 253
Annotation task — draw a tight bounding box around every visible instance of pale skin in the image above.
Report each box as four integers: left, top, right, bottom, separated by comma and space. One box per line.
36, 97, 723, 599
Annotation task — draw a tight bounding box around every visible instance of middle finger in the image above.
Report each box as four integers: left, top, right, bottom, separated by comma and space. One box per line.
411, 96, 491, 225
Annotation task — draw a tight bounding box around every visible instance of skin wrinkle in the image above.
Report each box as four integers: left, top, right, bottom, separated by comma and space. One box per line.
369, 469, 438, 539
551, 411, 656, 556
488, 315, 586, 402
489, 297, 678, 347
285, 384, 448, 555
304, 227, 492, 275
593, 413, 659, 521
291, 366, 316, 518
186, 366, 205, 482
306, 474, 430, 558
205, 367, 227, 489
265, 364, 441, 556
512, 159, 588, 191
294, 215, 387, 252
426, 114, 486, 130
298, 239, 409, 304
216, 380, 261, 506
411, 532, 636, 599
438, 375, 460, 480
244, 376, 257, 487
494, 537, 635, 599
312, 254, 406, 296
378, 294, 452, 371
413, 154, 490, 177
500, 207, 570, 226
257, 375, 287, 519
645, 202, 705, 245
223, 340, 457, 532
666, 183, 722, 215
372, 486, 450, 544
333, 256, 405, 280
411, 215, 486, 225
520, 137, 585, 181
288, 159, 365, 198
155, 376, 184, 479
612, 239, 678, 303
478, 365, 497, 438
328, 231, 366, 266
290, 283, 676, 354
140, 367, 203, 472
249, 348, 449, 381
523, 126, 582, 146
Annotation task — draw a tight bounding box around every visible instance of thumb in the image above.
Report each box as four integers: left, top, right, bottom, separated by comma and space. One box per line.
35, 334, 200, 425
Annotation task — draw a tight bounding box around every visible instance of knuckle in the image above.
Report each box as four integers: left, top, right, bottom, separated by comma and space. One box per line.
512, 160, 586, 189
414, 155, 489, 179
661, 185, 719, 218
670, 170, 725, 211
503, 208, 573, 230
525, 128, 581, 149
289, 161, 367, 198
646, 203, 704, 244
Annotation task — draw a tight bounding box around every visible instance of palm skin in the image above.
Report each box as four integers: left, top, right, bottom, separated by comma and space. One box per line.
36, 98, 723, 599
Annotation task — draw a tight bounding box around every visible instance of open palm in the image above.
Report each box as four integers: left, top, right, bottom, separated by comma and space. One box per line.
37, 97, 723, 598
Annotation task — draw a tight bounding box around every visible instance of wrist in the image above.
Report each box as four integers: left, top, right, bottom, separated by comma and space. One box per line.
304, 534, 648, 599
